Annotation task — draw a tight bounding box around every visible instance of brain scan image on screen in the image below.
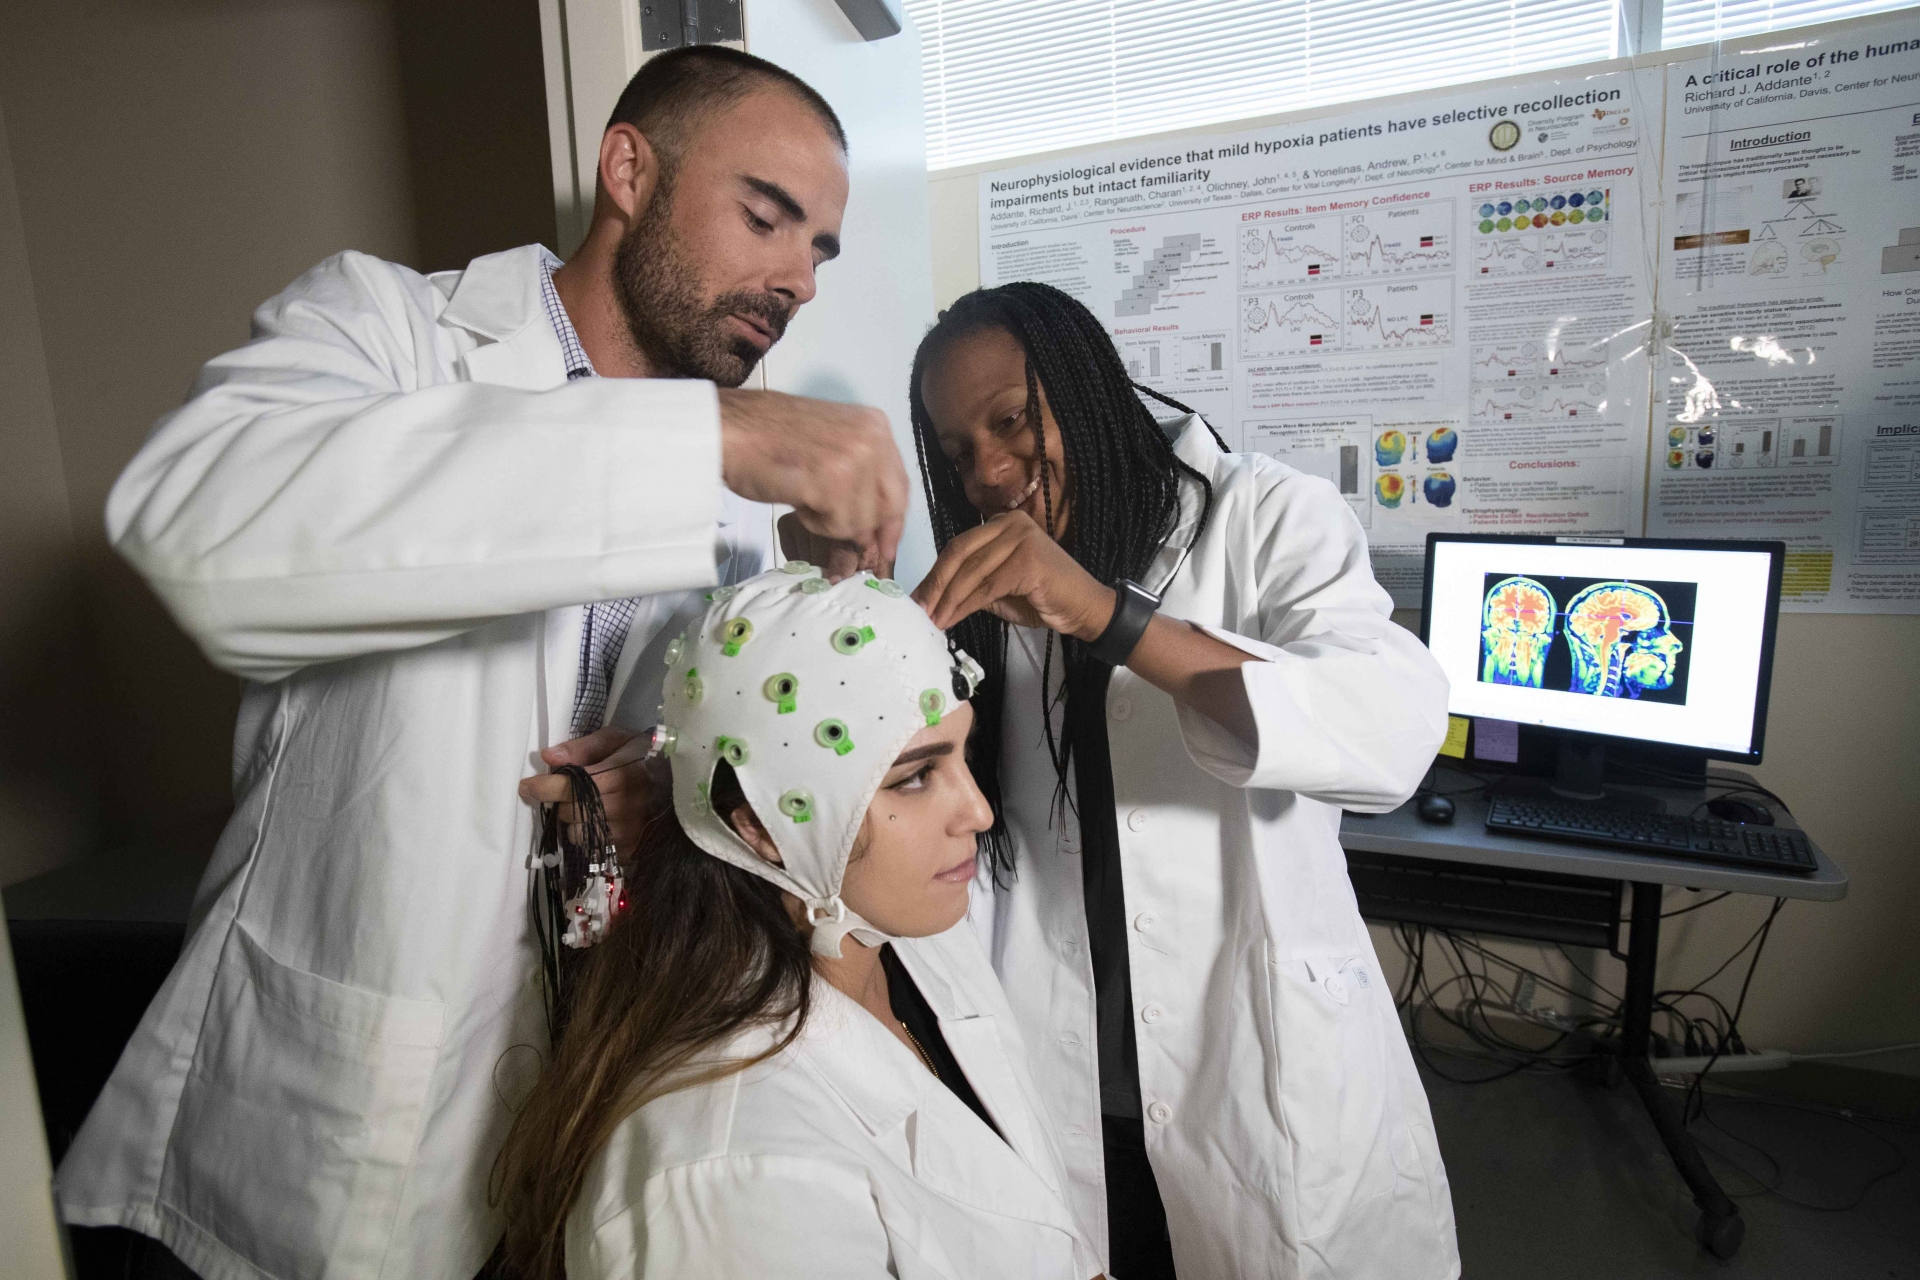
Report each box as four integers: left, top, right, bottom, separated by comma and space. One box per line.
1480, 576, 1556, 687
1564, 581, 1684, 699
1477, 573, 1696, 705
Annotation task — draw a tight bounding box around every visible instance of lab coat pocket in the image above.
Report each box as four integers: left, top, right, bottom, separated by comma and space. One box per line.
162, 924, 445, 1278
1267, 948, 1397, 1243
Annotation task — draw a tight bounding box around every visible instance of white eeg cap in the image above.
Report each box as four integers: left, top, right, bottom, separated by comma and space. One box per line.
660, 564, 982, 958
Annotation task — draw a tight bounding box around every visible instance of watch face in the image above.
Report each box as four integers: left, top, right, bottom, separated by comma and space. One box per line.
1490, 120, 1521, 152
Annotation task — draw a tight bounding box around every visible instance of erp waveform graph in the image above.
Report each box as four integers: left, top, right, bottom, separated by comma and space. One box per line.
1469, 341, 1612, 384
1471, 342, 1543, 379
1240, 220, 1342, 289
1471, 380, 1608, 423
1237, 199, 1453, 290
1541, 231, 1608, 270
1239, 290, 1343, 359
1342, 280, 1453, 352
1345, 204, 1452, 276
1240, 279, 1454, 359
1475, 226, 1608, 276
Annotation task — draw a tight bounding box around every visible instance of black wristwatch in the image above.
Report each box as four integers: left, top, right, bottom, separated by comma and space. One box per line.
1088, 579, 1160, 667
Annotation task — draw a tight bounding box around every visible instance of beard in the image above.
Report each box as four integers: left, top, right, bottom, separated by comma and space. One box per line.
611, 176, 792, 387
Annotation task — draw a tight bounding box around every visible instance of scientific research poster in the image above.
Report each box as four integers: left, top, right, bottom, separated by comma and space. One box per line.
978, 69, 1662, 604
1652, 14, 1920, 613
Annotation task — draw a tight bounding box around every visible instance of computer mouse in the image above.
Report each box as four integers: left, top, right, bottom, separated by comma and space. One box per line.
1416, 793, 1456, 825
1706, 796, 1773, 826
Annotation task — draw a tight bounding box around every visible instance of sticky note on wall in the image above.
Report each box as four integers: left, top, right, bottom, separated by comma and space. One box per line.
1439, 715, 1469, 759
1474, 718, 1520, 763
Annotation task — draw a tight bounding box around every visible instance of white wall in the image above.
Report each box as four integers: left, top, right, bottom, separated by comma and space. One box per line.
921, 23, 1920, 1075
748, 0, 940, 586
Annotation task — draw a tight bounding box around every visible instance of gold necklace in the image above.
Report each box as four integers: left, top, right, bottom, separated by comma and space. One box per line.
899, 1021, 938, 1076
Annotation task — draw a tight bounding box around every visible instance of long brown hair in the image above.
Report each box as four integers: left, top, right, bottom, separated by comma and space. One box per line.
492, 763, 814, 1279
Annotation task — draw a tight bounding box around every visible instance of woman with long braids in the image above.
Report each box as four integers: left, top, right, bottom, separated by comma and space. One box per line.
493, 568, 1101, 1280
910, 282, 1459, 1280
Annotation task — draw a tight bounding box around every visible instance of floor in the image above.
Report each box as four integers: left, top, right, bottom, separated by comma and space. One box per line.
1422, 1063, 1918, 1279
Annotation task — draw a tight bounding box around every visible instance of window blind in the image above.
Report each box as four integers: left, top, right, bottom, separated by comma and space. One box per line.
903, 0, 1620, 171
1662, 0, 1916, 49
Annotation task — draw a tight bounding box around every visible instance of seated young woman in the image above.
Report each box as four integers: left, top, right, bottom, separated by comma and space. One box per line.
493, 566, 1102, 1280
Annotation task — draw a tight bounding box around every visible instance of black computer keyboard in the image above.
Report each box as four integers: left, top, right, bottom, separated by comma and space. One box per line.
1485, 796, 1817, 873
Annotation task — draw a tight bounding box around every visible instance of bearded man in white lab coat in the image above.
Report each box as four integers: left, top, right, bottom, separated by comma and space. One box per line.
58, 47, 907, 1280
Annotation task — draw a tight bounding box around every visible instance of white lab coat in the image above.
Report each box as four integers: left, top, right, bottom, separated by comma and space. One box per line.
978, 417, 1460, 1280
569, 926, 1101, 1280
58, 245, 771, 1280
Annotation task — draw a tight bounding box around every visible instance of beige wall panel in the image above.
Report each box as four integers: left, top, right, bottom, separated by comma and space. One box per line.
0, 1, 420, 858
0, 102, 93, 889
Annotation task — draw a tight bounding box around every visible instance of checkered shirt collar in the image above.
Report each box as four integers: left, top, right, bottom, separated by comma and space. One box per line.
538, 249, 595, 381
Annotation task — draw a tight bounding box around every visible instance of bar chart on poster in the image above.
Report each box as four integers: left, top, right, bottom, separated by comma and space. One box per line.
977, 11, 1920, 613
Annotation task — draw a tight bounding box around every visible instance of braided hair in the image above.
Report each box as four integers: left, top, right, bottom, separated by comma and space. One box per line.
908, 282, 1222, 883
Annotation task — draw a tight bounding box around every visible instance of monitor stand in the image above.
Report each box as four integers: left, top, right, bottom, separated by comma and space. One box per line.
1483, 733, 1707, 812
1552, 735, 1610, 801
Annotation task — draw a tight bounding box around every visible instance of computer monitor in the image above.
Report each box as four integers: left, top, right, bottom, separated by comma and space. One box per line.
1421, 535, 1785, 781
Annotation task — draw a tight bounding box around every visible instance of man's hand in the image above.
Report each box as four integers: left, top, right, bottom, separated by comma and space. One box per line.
517, 726, 668, 858
719, 389, 908, 576
778, 512, 885, 582
911, 511, 1115, 639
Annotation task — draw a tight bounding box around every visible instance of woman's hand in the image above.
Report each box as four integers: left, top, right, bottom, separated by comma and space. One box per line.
916, 515, 1260, 748
912, 512, 1116, 639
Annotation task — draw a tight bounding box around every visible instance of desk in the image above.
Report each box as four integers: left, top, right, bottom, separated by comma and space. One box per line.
1341, 774, 1846, 1259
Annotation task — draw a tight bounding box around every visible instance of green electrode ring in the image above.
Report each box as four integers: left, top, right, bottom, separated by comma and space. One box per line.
778, 789, 814, 823
831, 625, 875, 655
685, 668, 703, 702
764, 672, 799, 714
716, 735, 750, 767
800, 576, 830, 595
814, 719, 854, 755
720, 617, 754, 656
664, 636, 684, 666
865, 578, 905, 598
918, 688, 945, 726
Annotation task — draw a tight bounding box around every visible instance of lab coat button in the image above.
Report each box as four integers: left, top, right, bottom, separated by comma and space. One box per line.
1147, 1101, 1173, 1125
1323, 974, 1350, 1004
1110, 697, 1133, 721
1127, 809, 1148, 832
1140, 1003, 1165, 1024
1133, 911, 1156, 932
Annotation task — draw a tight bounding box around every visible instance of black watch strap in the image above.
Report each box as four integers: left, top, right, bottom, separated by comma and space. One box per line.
1088, 579, 1160, 668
